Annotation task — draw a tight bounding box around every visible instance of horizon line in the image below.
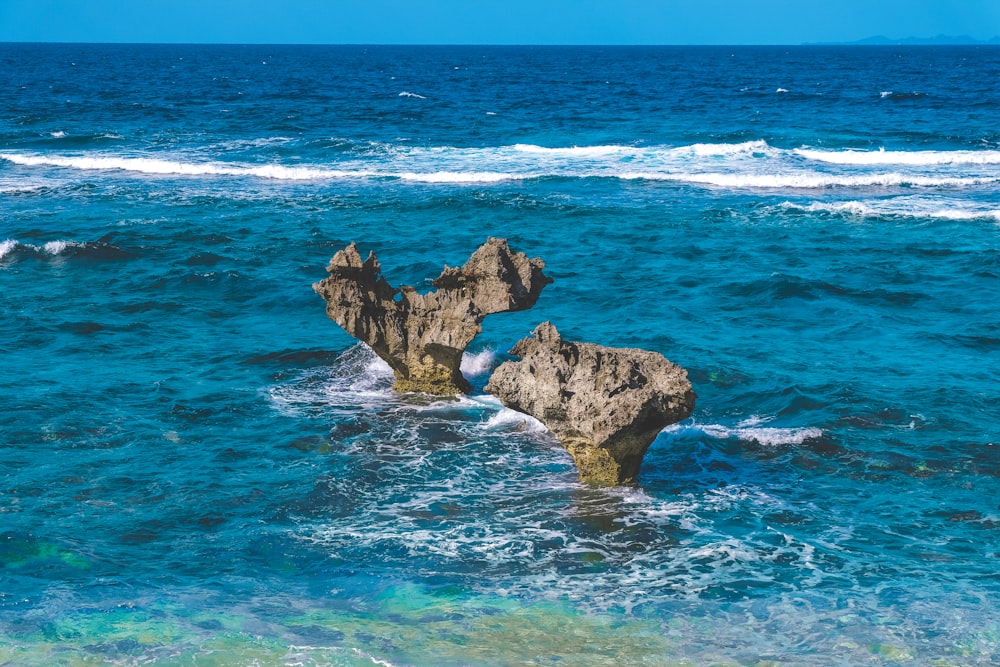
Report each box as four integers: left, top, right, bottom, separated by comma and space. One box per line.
3, 40, 999, 47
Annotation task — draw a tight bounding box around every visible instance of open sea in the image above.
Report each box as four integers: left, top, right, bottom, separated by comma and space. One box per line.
1, 43, 999, 666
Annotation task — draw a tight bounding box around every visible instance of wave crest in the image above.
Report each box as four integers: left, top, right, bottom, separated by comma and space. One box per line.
5, 139, 1000, 191
795, 147, 1000, 166
663, 416, 822, 446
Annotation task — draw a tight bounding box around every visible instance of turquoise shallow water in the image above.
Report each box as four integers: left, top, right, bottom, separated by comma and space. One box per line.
1, 44, 1000, 665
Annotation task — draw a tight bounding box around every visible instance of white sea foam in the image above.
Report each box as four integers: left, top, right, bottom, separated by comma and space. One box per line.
479, 407, 548, 434
0, 239, 18, 260
512, 143, 636, 157
663, 415, 822, 446
0, 152, 520, 184
0, 153, 326, 179
268, 343, 395, 416
626, 171, 996, 189
779, 199, 1000, 221
0, 183, 44, 195
686, 139, 772, 156
7, 140, 1000, 191
460, 348, 495, 378
795, 147, 1000, 165
352, 648, 399, 667
0, 152, 362, 180
397, 171, 520, 183
42, 240, 69, 255
398, 91, 426, 99
50, 131, 67, 138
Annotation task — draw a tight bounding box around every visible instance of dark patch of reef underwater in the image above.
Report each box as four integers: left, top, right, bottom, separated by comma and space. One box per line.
314, 238, 696, 486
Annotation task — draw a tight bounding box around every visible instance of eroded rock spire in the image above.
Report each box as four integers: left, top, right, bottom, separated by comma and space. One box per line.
313, 238, 552, 395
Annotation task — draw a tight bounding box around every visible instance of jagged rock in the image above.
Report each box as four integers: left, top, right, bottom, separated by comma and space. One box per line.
485, 322, 696, 486
313, 238, 551, 395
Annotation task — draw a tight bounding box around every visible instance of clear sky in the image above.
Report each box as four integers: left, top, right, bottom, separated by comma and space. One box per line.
1, 0, 998, 45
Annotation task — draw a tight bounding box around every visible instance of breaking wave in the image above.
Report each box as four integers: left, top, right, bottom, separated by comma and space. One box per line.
663, 415, 823, 446
0, 239, 17, 261
4, 139, 1000, 191
459, 348, 496, 378
795, 147, 1000, 165
777, 198, 1000, 221
623, 172, 995, 189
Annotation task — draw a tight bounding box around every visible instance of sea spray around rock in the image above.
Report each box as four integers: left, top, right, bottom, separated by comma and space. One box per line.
313, 238, 551, 395
486, 322, 696, 486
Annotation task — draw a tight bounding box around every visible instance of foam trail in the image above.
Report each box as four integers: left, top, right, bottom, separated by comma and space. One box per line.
0, 153, 518, 184
625, 172, 997, 189
512, 143, 638, 157
686, 140, 772, 156
0, 239, 17, 260
779, 200, 1000, 221
397, 171, 520, 183
795, 147, 1000, 166
398, 91, 426, 99
0, 153, 369, 180
663, 416, 821, 446
7, 141, 1000, 189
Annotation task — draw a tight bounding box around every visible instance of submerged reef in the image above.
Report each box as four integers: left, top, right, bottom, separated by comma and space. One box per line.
313, 238, 551, 395
486, 322, 696, 486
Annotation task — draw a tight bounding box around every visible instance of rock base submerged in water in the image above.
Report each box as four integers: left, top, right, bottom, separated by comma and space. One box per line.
486, 322, 696, 486
313, 238, 551, 395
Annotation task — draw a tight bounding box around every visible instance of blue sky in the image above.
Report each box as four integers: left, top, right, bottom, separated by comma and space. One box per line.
1, 0, 998, 45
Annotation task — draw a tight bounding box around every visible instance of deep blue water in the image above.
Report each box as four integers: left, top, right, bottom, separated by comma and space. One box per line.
1, 43, 999, 666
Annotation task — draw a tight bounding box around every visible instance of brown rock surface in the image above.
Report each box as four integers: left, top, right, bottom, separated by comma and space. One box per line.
313, 238, 551, 395
485, 322, 696, 486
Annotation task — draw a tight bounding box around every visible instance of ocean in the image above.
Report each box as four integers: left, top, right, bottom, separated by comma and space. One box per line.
1, 43, 999, 665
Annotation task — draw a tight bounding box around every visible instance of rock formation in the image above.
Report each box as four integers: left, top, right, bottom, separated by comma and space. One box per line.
485, 322, 696, 486
313, 238, 551, 395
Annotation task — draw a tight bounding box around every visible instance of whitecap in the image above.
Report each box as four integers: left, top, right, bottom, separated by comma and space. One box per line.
395, 171, 520, 183
0, 239, 18, 260
398, 91, 427, 99
685, 140, 772, 157
778, 199, 1000, 221
662, 416, 822, 446
0, 152, 368, 181
0, 152, 522, 184
624, 171, 996, 189
267, 343, 395, 416
42, 240, 70, 255
795, 146, 1000, 165
479, 406, 547, 434
776, 87, 789, 93
50, 131, 67, 138
512, 143, 636, 157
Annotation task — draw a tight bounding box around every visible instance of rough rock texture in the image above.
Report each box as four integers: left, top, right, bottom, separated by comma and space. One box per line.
313, 238, 551, 395
485, 322, 696, 486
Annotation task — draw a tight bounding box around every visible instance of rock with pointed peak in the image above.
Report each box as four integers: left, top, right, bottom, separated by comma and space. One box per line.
313, 238, 551, 395
485, 322, 695, 485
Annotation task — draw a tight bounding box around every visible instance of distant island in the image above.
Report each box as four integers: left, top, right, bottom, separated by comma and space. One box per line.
807, 34, 1000, 45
